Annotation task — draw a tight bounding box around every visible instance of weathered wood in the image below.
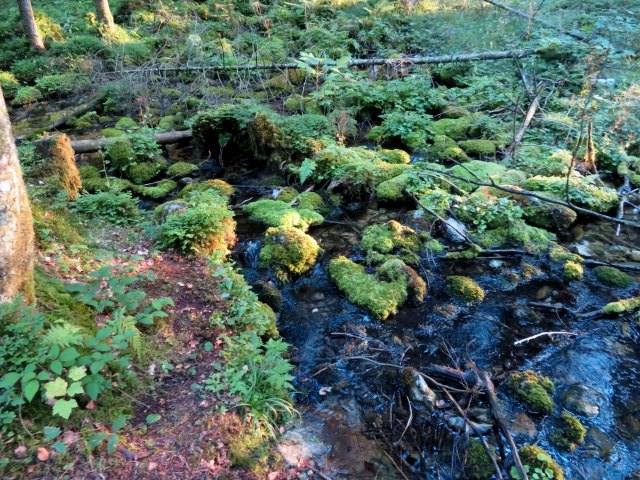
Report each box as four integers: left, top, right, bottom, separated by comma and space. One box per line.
62, 130, 193, 154
0, 86, 35, 303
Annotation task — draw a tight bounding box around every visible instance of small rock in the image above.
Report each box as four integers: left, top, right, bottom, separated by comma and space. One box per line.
312, 292, 325, 301
562, 383, 603, 417
574, 241, 593, 257
14, 445, 28, 459
148, 461, 158, 471
443, 217, 467, 243
402, 367, 436, 410
535, 285, 552, 300
510, 412, 538, 441
629, 250, 640, 262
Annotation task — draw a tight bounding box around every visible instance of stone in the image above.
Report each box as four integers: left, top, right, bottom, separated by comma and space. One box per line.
562, 383, 602, 417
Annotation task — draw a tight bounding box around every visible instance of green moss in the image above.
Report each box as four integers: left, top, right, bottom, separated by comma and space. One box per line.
376, 173, 413, 203
602, 297, 640, 314
431, 116, 472, 139
157, 115, 177, 131
328, 256, 408, 320
446, 275, 485, 303
523, 203, 577, 230
458, 139, 497, 157
102, 128, 125, 138
127, 161, 163, 184
551, 411, 586, 451
522, 176, 618, 212
105, 138, 136, 171
448, 160, 507, 191
134, 179, 177, 200
243, 199, 324, 231
475, 220, 555, 249
465, 439, 496, 480
442, 104, 471, 119
360, 220, 424, 264
549, 244, 583, 264
519, 445, 564, 480
80, 166, 132, 194
0, 71, 19, 99
259, 227, 320, 281
507, 370, 554, 414
115, 117, 139, 130
34, 268, 93, 328
428, 135, 470, 162
376, 258, 427, 304
274, 186, 299, 202
11, 86, 43, 106
32, 203, 84, 247
167, 162, 198, 178
378, 149, 411, 164
594, 266, 634, 288
563, 260, 584, 281
296, 192, 328, 215
179, 179, 235, 199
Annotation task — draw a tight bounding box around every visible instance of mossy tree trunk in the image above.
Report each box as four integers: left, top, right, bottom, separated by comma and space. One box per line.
94, 0, 115, 30
0, 87, 35, 304
35, 134, 82, 200
17, 0, 45, 51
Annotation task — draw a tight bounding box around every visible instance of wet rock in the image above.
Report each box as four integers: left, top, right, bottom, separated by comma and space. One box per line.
445, 414, 493, 434
159, 201, 187, 221
443, 217, 467, 243
561, 384, 603, 418
179, 176, 195, 186
489, 259, 503, 269
574, 241, 594, 257
402, 367, 436, 410
585, 427, 614, 460
510, 412, 538, 441
257, 281, 283, 311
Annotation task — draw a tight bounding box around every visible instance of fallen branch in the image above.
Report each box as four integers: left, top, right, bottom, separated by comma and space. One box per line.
509, 84, 542, 156
582, 259, 640, 272
50, 130, 193, 154
513, 331, 577, 346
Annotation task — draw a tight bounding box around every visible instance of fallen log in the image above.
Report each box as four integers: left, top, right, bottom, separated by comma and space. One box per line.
51, 130, 193, 154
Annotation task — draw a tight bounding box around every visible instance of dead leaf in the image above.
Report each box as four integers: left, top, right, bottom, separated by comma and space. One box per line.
37, 447, 49, 461
14, 445, 28, 459
86, 400, 97, 410
63, 430, 81, 445
148, 461, 158, 471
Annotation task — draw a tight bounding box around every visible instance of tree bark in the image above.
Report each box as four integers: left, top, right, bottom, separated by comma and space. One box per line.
94, 0, 115, 30
17, 0, 45, 51
0, 86, 35, 304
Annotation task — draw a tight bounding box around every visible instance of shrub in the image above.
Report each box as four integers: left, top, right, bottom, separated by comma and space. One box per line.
506, 370, 554, 414
11, 56, 64, 83
446, 276, 485, 303
50, 36, 108, 58
367, 111, 433, 150
36, 74, 91, 98
72, 192, 141, 225
11, 86, 42, 106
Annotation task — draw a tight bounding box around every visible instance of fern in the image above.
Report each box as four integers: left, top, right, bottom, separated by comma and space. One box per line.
41, 321, 83, 348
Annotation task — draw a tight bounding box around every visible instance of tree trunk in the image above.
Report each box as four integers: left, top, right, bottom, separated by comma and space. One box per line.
0, 86, 35, 304
17, 0, 45, 51
94, 0, 115, 30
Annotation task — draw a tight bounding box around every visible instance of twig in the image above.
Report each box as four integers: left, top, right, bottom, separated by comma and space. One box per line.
513, 331, 577, 346
397, 397, 413, 443
583, 259, 640, 272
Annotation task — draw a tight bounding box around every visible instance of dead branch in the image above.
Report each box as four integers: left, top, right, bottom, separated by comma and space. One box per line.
513, 331, 577, 346
509, 85, 542, 156
582, 259, 640, 272
49, 130, 193, 154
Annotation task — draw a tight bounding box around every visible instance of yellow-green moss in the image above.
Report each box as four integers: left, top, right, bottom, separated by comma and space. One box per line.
360, 220, 425, 264
328, 256, 408, 320
296, 192, 328, 215
105, 138, 135, 171
428, 134, 470, 162
259, 226, 320, 281
507, 370, 554, 414
602, 297, 640, 314
133, 179, 177, 199
167, 161, 198, 178
465, 439, 496, 480
376, 173, 413, 203
179, 179, 236, 199
379, 149, 411, 164
593, 266, 634, 288
115, 117, 138, 130
519, 445, 564, 480
102, 127, 125, 138
376, 258, 427, 304
522, 176, 618, 212
446, 275, 485, 303
550, 411, 586, 451
243, 199, 324, 231
274, 186, 299, 202
563, 260, 584, 281
458, 139, 497, 157
128, 161, 166, 184
431, 116, 473, 140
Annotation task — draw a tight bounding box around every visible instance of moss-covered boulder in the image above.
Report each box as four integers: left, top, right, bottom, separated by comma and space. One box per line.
431, 116, 473, 140
127, 160, 167, 184
602, 297, 640, 314
428, 135, 470, 162
446, 275, 485, 303
259, 226, 320, 281
115, 117, 138, 130
328, 256, 408, 320
593, 266, 634, 287
105, 138, 136, 172
475, 219, 555, 250
79, 166, 132, 194
360, 220, 426, 265
134, 179, 177, 200
550, 411, 586, 451
167, 161, 199, 178
296, 191, 329, 215
243, 199, 324, 231
518, 445, 564, 480
506, 370, 554, 414
376, 258, 427, 304
376, 172, 414, 203
102, 127, 125, 138
458, 139, 497, 157
274, 186, 299, 202
179, 179, 235, 199
379, 149, 411, 164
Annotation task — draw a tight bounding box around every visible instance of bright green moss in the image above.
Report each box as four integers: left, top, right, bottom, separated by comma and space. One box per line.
431, 116, 473, 139
446, 275, 485, 303
549, 244, 583, 264
128, 161, 164, 184
328, 256, 408, 320
428, 135, 470, 162
157, 115, 177, 131
465, 439, 495, 480
179, 179, 235, 199
522, 176, 618, 212
448, 160, 507, 191
475, 220, 555, 249
519, 445, 564, 480
296, 192, 328, 215
360, 220, 423, 264
102, 128, 125, 138
11, 86, 43, 106
243, 199, 324, 231
376, 173, 413, 203
134, 179, 177, 200
551, 411, 586, 451
105, 138, 136, 171
507, 370, 554, 414
376, 258, 427, 304
167, 162, 198, 178
0, 71, 20, 98
115, 117, 139, 130
259, 226, 320, 281
442, 104, 471, 119
379, 149, 411, 164
594, 266, 634, 287
563, 260, 584, 281
523, 202, 577, 230
275, 186, 299, 203
458, 139, 497, 157
602, 297, 640, 314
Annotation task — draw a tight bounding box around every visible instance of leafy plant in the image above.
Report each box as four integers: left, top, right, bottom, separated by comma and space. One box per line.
72, 191, 141, 225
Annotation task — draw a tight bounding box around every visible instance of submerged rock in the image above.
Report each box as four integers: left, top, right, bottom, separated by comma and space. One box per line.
562, 383, 602, 417
402, 367, 436, 410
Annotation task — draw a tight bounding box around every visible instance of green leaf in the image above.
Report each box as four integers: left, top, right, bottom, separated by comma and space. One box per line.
85, 381, 101, 400
87, 431, 107, 451
107, 433, 119, 454
23, 380, 40, 402
90, 360, 105, 374
49, 360, 63, 375
67, 382, 84, 396
204, 341, 213, 352
52, 399, 78, 419
112, 415, 127, 432
43, 426, 62, 440
0, 372, 22, 389
44, 378, 68, 399
52, 441, 67, 454
59, 347, 80, 362
68, 366, 87, 382
145, 414, 161, 425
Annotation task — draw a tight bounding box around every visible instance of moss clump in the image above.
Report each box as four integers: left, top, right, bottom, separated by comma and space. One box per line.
274, 186, 299, 202
0, 71, 20, 99
157, 115, 177, 131
296, 192, 328, 215
134, 179, 177, 200
428, 135, 470, 162
115, 117, 138, 130
602, 297, 640, 314
549, 244, 583, 264
475, 220, 555, 249
446, 276, 485, 303
507, 370, 555, 414
458, 139, 497, 157
167, 161, 198, 178
105, 138, 136, 171
80, 166, 132, 194
465, 439, 496, 480
179, 179, 235, 199
593, 266, 634, 288
522, 176, 618, 212
360, 220, 424, 264
259, 227, 320, 281
376, 173, 414, 203
523, 203, 577, 231
328, 256, 408, 320
127, 160, 166, 185
563, 260, 584, 281
519, 445, 564, 480
11, 86, 43, 106
551, 411, 587, 451
448, 160, 507, 191
377, 258, 427, 304
102, 128, 125, 138
243, 199, 324, 231
431, 116, 472, 140
442, 104, 471, 119
379, 149, 411, 164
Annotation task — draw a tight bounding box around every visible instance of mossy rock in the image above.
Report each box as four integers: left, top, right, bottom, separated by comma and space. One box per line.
167, 161, 199, 178
102, 128, 126, 138
563, 260, 584, 281
448, 160, 507, 191
522, 176, 618, 212
593, 266, 634, 288
134, 180, 177, 200
256, 281, 283, 311
441, 104, 471, 119
376, 173, 414, 203
115, 117, 139, 130
475, 220, 555, 250
518, 445, 564, 480
11, 86, 43, 106
446, 275, 485, 303
127, 161, 165, 184
376, 258, 427, 304
360, 220, 424, 264
506, 370, 554, 414
378, 149, 411, 164
523, 202, 577, 231
458, 139, 497, 157
274, 186, 299, 202
296, 192, 328, 215
465, 439, 496, 479
243, 199, 324, 231
431, 116, 473, 140
179, 179, 235, 199
157, 115, 177, 131
105, 138, 136, 171
428, 135, 470, 162
550, 411, 586, 451
259, 226, 320, 281
328, 256, 408, 320
80, 166, 132, 194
